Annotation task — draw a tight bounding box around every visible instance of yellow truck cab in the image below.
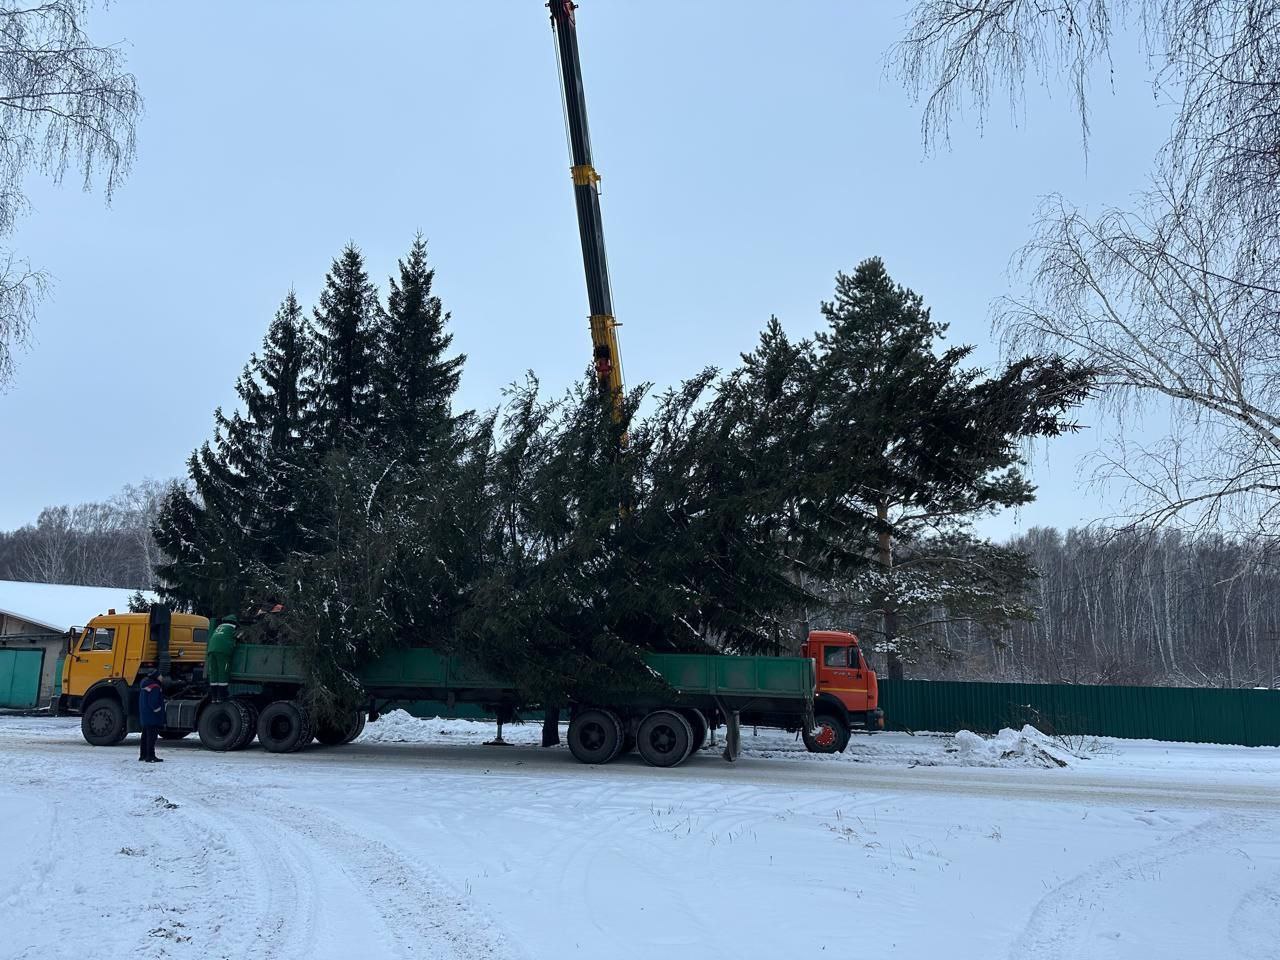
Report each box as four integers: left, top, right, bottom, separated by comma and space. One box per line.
56, 607, 210, 744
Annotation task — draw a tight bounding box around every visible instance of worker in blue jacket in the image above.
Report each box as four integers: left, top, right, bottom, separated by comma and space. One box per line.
138, 670, 166, 763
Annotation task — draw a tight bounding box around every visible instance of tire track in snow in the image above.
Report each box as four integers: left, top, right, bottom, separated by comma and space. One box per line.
1010, 812, 1280, 960
3, 754, 263, 960
1228, 874, 1280, 960
177, 794, 322, 960
189, 778, 522, 960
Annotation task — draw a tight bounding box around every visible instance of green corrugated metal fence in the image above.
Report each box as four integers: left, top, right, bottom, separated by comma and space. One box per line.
879, 679, 1280, 747
0, 648, 44, 709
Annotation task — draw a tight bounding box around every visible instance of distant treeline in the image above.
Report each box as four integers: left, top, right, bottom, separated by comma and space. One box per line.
0, 480, 167, 589
906, 527, 1280, 689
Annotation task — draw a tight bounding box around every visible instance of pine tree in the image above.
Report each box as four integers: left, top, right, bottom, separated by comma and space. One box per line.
307, 243, 383, 449
810, 257, 1093, 677
378, 234, 464, 460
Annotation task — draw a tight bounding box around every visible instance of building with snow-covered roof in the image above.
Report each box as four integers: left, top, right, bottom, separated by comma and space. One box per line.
0, 580, 156, 709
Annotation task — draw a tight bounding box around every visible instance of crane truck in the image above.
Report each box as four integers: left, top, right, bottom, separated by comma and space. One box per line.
52, 3, 884, 765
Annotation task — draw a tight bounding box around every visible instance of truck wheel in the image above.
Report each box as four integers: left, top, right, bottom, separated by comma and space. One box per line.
198, 700, 248, 752
679, 708, 708, 754
567, 708, 624, 764
257, 700, 313, 753
158, 729, 190, 741
232, 700, 259, 750
315, 710, 364, 746
341, 712, 367, 744
313, 721, 344, 746
637, 710, 694, 768
81, 697, 127, 746
803, 713, 850, 754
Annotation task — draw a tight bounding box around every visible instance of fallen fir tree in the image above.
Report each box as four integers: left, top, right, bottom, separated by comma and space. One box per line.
154, 246, 1092, 722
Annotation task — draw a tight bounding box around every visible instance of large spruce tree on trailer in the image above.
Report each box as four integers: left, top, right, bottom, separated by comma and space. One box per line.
226, 291, 310, 566
812, 258, 1092, 678
153, 291, 311, 612
152, 444, 252, 614
308, 243, 383, 448
378, 234, 465, 459
618, 333, 829, 656
247, 238, 474, 721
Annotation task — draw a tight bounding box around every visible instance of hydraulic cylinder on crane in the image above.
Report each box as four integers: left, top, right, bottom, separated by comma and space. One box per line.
548, 1, 624, 420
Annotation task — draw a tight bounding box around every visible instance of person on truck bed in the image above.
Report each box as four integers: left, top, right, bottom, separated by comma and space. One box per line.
139, 670, 166, 763
206, 615, 237, 702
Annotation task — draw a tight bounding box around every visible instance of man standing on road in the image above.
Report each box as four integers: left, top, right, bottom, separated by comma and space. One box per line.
139, 670, 165, 763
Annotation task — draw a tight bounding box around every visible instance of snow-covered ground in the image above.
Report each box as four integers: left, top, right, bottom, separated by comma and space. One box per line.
2, 713, 1278, 960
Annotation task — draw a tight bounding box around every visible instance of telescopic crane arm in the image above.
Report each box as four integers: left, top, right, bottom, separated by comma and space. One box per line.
548, 1, 624, 418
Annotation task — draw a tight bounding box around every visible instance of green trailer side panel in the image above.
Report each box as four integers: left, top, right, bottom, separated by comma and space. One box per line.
714, 657, 761, 694
749, 657, 814, 697
360, 648, 449, 686
361, 649, 505, 689
444, 656, 507, 688
231, 644, 305, 683
642, 653, 814, 700
227, 645, 814, 704
0, 648, 43, 709
644, 654, 712, 693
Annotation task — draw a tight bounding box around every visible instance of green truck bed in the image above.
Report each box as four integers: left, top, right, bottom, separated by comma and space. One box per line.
230, 644, 814, 705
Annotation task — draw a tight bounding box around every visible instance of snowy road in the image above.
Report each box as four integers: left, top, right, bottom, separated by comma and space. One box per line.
3, 715, 1278, 960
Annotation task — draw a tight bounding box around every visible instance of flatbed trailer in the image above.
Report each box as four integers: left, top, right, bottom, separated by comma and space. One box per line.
59, 610, 886, 766
199, 643, 815, 767
58, 611, 820, 769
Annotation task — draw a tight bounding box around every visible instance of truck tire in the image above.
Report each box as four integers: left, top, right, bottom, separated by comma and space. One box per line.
637, 709, 694, 768
81, 697, 127, 746
567, 708, 624, 764
803, 713, 850, 754
257, 700, 313, 754
315, 710, 364, 746
232, 700, 259, 750
679, 708, 708, 754
341, 712, 367, 744
198, 700, 248, 752
158, 729, 190, 741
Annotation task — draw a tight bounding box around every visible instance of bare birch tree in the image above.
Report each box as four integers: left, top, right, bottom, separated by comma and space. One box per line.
0, 1, 141, 387
1, 479, 168, 587
894, 1, 1280, 540
1002, 188, 1280, 539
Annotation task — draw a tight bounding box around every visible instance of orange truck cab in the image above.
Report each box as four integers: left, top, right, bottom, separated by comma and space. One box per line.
799, 630, 883, 753
738, 629, 883, 754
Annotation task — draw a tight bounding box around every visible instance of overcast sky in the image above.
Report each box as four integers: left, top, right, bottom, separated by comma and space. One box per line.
0, 1, 1170, 533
